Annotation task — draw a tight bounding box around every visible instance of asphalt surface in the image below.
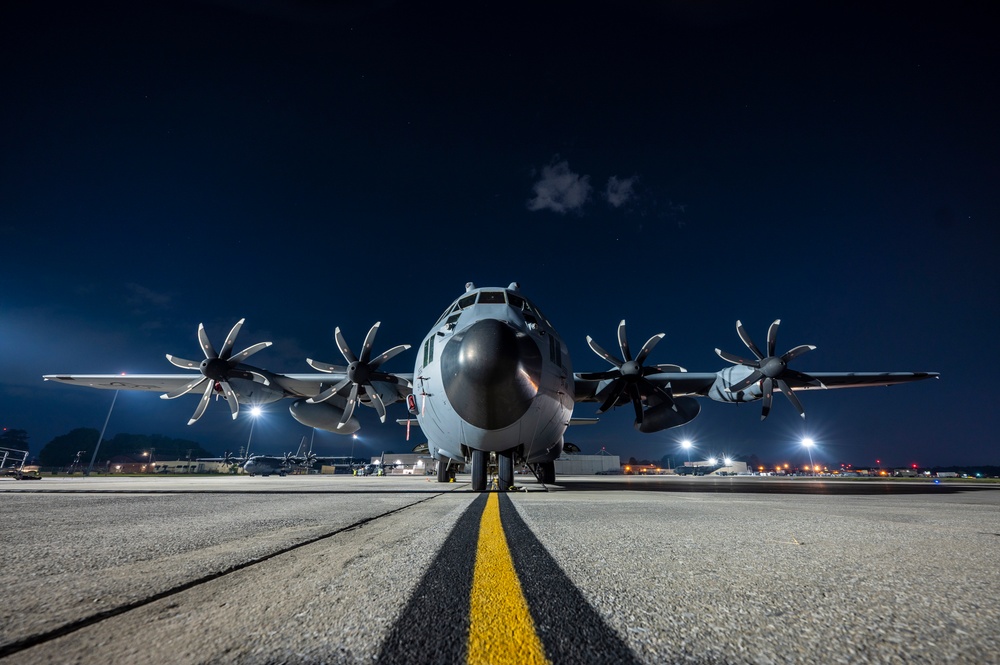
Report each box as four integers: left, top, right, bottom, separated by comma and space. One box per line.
1, 474, 998, 664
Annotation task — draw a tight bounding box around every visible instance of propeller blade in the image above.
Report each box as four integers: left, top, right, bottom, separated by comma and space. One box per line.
368, 344, 410, 369
596, 380, 627, 414
306, 358, 348, 374
781, 344, 816, 363
188, 381, 215, 425
248, 371, 270, 386
715, 348, 756, 366
634, 333, 664, 365
228, 341, 272, 365
365, 385, 387, 423
627, 383, 643, 423
334, 327, 356, 364
729, 369, 763, 394
650, 364, 686, 373
359, 322, 380, 364
219, 381, 240, 419
307, 377, 352, 404
617, 320, 632, 362
161, 376, 207, 400
766, 319, 780, 358
197, 323, 218, 360
760, 377, 773, 420
337, 383, 360, 429
777, 378, 806, 418
783, 369, 825, 388
219, 318, 245, 360
638, 377, 678, 411
587, 336, 623, 368
166, 355, 201, 370
736, 320, 764, 361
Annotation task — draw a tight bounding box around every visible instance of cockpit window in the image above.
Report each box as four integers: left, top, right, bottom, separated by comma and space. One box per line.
458, 294, 477, 309
477, 291, 506, 304
507, 293, 524, 309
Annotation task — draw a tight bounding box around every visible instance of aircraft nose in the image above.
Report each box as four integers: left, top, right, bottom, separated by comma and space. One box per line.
441, 318, 542, 430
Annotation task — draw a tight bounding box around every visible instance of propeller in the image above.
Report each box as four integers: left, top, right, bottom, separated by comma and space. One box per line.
160, 318, 272, 425
305, 322, 411, 429
579, 320, 685, 425
715, 319, 824, 420
221, 451, 238, 466
282, 452, 297, 466
300, 452, 318, 467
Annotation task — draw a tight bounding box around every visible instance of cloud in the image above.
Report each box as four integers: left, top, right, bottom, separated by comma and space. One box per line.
527, 159, 592, 214
605, 175, 638, 208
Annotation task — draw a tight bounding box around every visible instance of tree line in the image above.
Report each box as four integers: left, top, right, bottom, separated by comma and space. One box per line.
26, 428, 214, 467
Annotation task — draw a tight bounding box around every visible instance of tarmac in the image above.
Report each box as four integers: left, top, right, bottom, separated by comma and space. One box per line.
1, 474, 998, 664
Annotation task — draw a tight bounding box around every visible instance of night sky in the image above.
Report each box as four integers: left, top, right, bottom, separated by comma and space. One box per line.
3, 1, 997, 468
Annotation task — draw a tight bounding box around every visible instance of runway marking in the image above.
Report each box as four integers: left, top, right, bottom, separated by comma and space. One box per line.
467, 492, 548, 665
379, 492, 642, 664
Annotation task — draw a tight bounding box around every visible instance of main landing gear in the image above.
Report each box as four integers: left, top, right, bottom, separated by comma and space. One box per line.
470, 448, 517, 492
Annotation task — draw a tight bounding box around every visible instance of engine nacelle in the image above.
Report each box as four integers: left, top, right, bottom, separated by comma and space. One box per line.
635, 396, 701, 433
289, 399, 360, 434
708, 366, 764, 403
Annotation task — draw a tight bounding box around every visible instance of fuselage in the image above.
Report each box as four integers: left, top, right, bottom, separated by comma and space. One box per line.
242, 456, 289, 476
412, 284, 575, 465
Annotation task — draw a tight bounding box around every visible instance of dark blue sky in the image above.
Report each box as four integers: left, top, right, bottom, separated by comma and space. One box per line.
3, 1, 997, 467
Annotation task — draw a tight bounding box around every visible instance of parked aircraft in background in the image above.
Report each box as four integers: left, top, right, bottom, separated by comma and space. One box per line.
45, 282, 937, 491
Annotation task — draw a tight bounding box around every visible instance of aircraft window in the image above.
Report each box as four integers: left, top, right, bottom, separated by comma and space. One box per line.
478, 291, 506, 304
524, 312, 538, 325
436, 303, 457, 324
422, 336, 435, 367
507, 293, 524, 309
446, 313, 461, 325
458, 294, 476, 309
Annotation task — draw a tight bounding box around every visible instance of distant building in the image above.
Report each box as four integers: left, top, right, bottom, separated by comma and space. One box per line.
555, 453, 621, 475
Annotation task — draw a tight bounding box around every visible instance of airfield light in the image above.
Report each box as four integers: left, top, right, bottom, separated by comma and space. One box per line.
724, 457, 732, 466
250, 406, 263, 418
708, 457, 717, 466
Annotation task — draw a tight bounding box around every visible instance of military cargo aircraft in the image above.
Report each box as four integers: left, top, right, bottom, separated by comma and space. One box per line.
45, 282, 937, 491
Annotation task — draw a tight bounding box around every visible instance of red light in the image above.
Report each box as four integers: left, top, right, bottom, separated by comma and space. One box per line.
912, 464, 917, 468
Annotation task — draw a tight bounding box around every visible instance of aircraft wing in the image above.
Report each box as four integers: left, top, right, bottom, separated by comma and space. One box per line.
44, 372, 414, 399
776, 371, 940, 390
44, 374, 208, 393
574, 370, 939, 402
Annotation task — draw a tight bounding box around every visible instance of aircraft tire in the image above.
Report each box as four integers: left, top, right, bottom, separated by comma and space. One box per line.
538, 461, 555, 484
498, 450, 514, 491
471, 449, 487, 492
437, 459, 449, 483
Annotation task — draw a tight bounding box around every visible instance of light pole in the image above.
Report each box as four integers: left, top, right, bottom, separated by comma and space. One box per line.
351, 433, 358, 464
88, 389, 119, 474
246, 406, 262, 458
802, 437, 815, 475
681, 439, 692, 468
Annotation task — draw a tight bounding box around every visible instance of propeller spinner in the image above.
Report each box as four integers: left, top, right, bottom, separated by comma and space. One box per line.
715, 319, 824, 420
161, 319, 272, 425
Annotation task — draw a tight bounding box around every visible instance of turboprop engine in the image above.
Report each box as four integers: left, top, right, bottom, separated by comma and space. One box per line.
635, 396, 701, 433
289, 399, 360, 434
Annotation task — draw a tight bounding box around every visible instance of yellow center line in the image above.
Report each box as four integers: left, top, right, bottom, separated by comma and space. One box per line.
467, 493, 549, 665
